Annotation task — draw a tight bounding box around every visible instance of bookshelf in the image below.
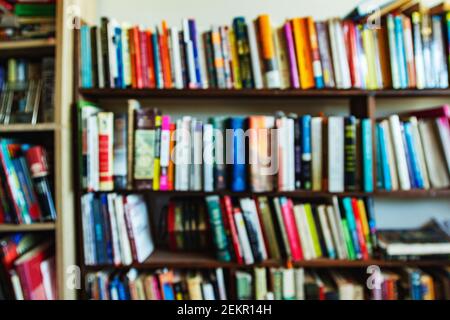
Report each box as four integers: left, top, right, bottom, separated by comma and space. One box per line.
72, 11, 450, 300
0, 0, 84, 300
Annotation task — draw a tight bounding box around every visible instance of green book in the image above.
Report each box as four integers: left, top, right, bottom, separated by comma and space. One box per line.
341, 219, 356, 260
257, 197, 281, 260
14, 4, 56, 17
254, 267, 268, 300
270, 268, 283, 300
205, 196, 231, 262
236, 271, 253, 300
304, 204, 323, 258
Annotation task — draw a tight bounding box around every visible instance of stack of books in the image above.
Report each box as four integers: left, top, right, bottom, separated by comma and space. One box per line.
235, 266, 450, 300
376, 106, 450, 191
0, 0, 56, 41
79, 5, 450, 90
204, 196, 377, 263
81, 193, 154, 266
0, 141, 56, 224
0, 57, 55, 124
86, 268, 227, 300
79, 101, 375, 193
0, 234, 56, 300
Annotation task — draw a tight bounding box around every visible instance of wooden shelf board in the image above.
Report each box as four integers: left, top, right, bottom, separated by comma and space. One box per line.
0, 38, 56, 50
83, 250, 450, 270
82, 189, 450, 199
79, 88, 450, 99
0, 123, 59, 133
0, 222, 56, 233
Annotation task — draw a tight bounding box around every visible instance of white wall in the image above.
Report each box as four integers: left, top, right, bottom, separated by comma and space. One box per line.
93, 0, 449, 229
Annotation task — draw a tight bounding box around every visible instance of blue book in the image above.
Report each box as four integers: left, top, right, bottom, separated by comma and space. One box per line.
0, 65, 5, 89
361, 119, 373, 192
162, 283, 175, 300
152, 31, 163, 89
301, 115, 312, 190
400, 123, 416, 189
375, 125, 384, 189
342, 197, 362, 259
229, 117, 247, 192
377, 124, 392, 191
188, 19, 202, 87
117, 278, 129, 300
403, 122, 424, 189
114, 27, 124, 88
92, 197, 106, 264
394, 15, 408, 88
80, 25, 93, 88
100, 193, 114, 264
108, 277, 120, 300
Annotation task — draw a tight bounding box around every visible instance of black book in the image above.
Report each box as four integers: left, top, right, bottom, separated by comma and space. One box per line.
90, 26, 99, 88
300, 116, 312, 190
344, 116, 357, 191
241, 207, 263, 263
202, 31, 217, 88
312, 205, 329, 258
293, 114, 302, 189
100, 17, 111, 88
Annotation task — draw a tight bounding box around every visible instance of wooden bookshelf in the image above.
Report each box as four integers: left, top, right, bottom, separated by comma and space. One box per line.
0, 123, 59, 133
0, 223, 56, 233
83, 249, 450, 270
0, 38, 56, 57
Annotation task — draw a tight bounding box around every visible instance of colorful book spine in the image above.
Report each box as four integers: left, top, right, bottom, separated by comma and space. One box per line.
188, 19, 202, 88
344, 116, 357, 191
257, 15, 281, 88
279, 197, 303, 262
284, 21, 300, 89
306, 17, 324, 89
292, 18, 314, 89
377, 123, 392, 191
211, 26, 226, 88
229, 117, 247, 192
394, 15, 408, 89
233, 17, 254, 89
152, 116, 162, 191
342, 197, 361, 259
387, 15, 400, 89
361, 119, 373, 192
403, 122, 424, 189
315, 21, 335, 88
205, 196, 231, 262
300, 116, 312, 190
81, 25, 93, 88
98, 112, 114, 191
152, 30, 164, 89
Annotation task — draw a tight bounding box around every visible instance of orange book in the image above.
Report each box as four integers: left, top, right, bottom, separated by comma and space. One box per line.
377, 27, 392, 88
168, 123, 176, 191
291, 18, 315, 89
145, 29, 156, 88
129, 26, 143, 88
128, 27, 138, 88
305, 17, 324, 88
161, 20, 173, 88
257, 15, 280, 88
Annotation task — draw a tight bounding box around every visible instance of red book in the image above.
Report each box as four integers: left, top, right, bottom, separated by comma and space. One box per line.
139, 30, 150, 88
14, 241, 53, 300
129, 26, 143, 88
160, 21, 173, 88
342, 21, 361, 88
128, 28, 138, 88
407, 105, 450, 118
279, 197, 303, 262
145, 30, 156, 88
222, 196, 243, 265
167, 202, 176, 251
351, 198, 369, 260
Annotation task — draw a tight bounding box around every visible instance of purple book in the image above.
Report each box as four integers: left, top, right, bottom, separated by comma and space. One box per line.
284, 22, 300, 89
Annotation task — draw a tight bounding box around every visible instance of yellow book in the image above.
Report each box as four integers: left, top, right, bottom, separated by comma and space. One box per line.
421, 273, 435, 300
304, 204, 322, 258
357, 199, 372, 254
291, 18, 315, 89
153, 115, 162, 190
361, 27, 378, 89
187, 273, 203, 300
228, 29, 242, 89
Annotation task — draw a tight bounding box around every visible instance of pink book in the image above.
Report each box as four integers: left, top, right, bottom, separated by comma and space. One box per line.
139, 30, 150, 88
159, 115, 171, 190
279, 197, 303, 262
284, 22, 300, 89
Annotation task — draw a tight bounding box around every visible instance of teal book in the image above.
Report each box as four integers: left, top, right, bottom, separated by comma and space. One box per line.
361, 119, 373, 192
205, 196, 231, 262
80, 25, 93, 89
377, 124, 392, 191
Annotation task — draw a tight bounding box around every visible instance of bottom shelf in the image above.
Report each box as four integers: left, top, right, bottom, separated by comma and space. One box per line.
84, 249, 450, 270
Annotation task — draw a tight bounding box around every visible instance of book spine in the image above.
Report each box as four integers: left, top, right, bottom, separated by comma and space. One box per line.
404, 121, 424, 189
139, 29, 150, 88
205, 196, 231, 262
134, 109, 156, 190
81, 25, 93, 88
306, 17, 324, 89
219, 26, 233, 89
247, 21, 264, 89
170, 27, 184, 89
328, 117, 344, 192
386, 15, 400, 89
113, 113, 128, 190
315, 21, 335, 88
152, 116, 162, 191
203, 31, 217, 88
100, 194, 114, 264
114, 26, 124, 88
223, 196, 244, 265
188, 19, 202, 88
403, 16, 416, 88
120, 24, 132, 88
344, 116, 357, 191
279, 197, 302, 262
233, 17, 254, 89
152, 31, 164, 89
364, 197, 378, 250
411, 12, 426, 89
394, 15, 408, 89
292, 18, 314, 89
284, 21, 300, 89
161, 21, 173, 89
294, 116, 302, 189
230, 118, 247, 192
98, 112, 114, 191
342, 197, 361, 259
350, 198, 369, 260
233, 208, 255, 265
301, 116, 312, 190
400, 123, 417, 189
311, 117, 323, 191
228, 29, 242, 89
168, 123, 176, 191
378, 123, 392, 191
361, 119, 374, 192
203, 123, 214, 192
159, 116, 171, 191
127, 28, 137, 88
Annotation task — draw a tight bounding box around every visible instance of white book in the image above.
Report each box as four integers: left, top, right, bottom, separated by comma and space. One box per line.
234, 210, 255, 265
183, 19, 197, 89
174, 119, 183, 191
419, 119, 450, 188
311, 117, 323, 191
215, 268, 227, 300
388, 115, 411, 190
279, 117, 290, 191
170, 27, 184, 89
220, 26, 233, 89
293, 204, 313, 260
107, 193, 122, 266
9, 270, 24, 300
328, 117, 344, 192
328, 19, 344, 89
317, 205, 336, 259
107, 19, 119, 88
294, 268, 305, 300
87, 115, 99, 191
202, 283, 216, 300
410, 117, 430, 189
282, 268, 296, 300
335, 21, 351, 89
81, 105, 101, 189
192, 120, 203, 191
244, 198, 268, 261
331, 197, 349, 260
121, 23, 132, 87
203, 124, 214, 192
114, 195, 133, 265
326, 205, 346, 260
125, 195, 154, 263
96, 26, 105, 88
247, 21, 264, 89
181, 116, 192, 190
81, 194, 95, 265
287, 118, 295, 191
412, 16, 425, 89
432, 17, 449, 88
40, 256, 56, 300
381, 120, 400, 191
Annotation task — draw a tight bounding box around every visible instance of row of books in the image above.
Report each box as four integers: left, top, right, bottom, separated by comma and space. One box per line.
81, 193, 154, 266
0, 0, 56, 41
85, 266, 450, 300
0, 141, 56, 224
79, 9, 450, 90
86, 268, 227, 301
0, 234, 56, 300
376, 107, 450, 191
204, 195, 377, 263
0, 57, 55, 124
80, 100, 375, 193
